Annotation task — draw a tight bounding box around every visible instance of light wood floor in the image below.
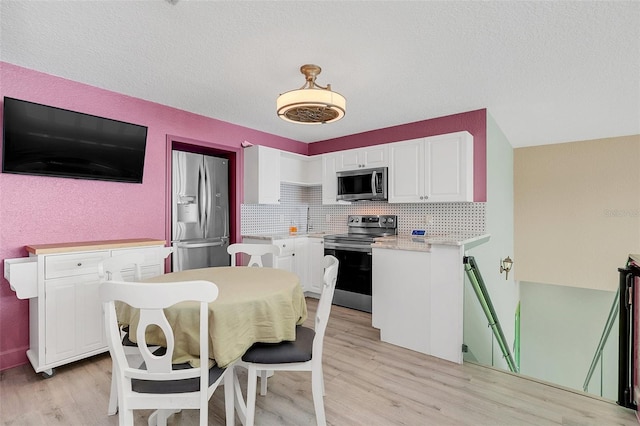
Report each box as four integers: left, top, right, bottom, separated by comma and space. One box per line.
1, 298, 637, 425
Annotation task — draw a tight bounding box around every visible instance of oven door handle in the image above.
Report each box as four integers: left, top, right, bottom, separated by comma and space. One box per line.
324, 243, 372, 252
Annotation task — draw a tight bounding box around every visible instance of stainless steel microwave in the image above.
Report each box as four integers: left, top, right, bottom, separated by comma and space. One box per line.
336, 167, 388, 201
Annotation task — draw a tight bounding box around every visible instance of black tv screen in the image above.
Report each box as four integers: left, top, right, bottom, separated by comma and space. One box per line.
2, 97, 147, 183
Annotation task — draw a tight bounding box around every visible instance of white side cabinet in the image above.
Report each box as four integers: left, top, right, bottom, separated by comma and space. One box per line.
4, 239, 169, 376
389, 131, 474, 203
244, 145, 281, 204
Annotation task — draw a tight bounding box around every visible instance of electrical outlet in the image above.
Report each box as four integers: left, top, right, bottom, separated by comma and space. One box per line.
424, 214, 433, 224
280, 214, 285, 223
325, 214, 331, 223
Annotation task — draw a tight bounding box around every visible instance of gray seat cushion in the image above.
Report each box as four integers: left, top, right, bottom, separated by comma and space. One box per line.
241, 325, 315, 364
131, 347, 224, 394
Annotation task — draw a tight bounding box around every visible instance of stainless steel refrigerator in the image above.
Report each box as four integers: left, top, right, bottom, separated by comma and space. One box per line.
172, 151, 230, 271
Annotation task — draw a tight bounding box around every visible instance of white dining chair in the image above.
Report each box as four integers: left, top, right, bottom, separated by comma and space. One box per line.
227, 243, 280, 267
100, 279, 235, 426
98, 249, 173, 416
236, 255, 339, 426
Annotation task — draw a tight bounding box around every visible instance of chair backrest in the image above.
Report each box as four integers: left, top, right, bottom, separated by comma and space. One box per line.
227, 243, 280, 267
98, 247, 173, 281
100, 280, 218, 418
98, 254, 146, 281
312, 255, 339, 358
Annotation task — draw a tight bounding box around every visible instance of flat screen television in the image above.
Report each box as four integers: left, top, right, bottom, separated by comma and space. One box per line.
2, 97, 148, 183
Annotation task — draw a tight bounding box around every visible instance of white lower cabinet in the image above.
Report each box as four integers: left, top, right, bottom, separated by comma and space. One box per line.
4, 239, 168, 376
242, 236, 324, 294
45, 273, 105, 365
307, 237, 325, 294
372, 244, 465, 364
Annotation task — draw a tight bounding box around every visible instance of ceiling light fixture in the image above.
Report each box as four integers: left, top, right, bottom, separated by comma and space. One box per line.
276, 64, 346, 124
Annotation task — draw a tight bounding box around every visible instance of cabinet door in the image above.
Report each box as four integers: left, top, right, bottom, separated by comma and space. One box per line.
388, 138, 424, 203
337, 146, 388, 171
424, 132, 473, 202
45, 273, 104, 364
293, 238, 309, 290
338, 149, 362, 170
308, 238, 325, 294
322, 154, 339, 204
275, 253, 294, 273
244, 145, 281, 204
361, 145, 388, 168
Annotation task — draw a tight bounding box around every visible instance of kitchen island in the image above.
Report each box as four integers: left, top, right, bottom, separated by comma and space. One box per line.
371, 233, 490, 364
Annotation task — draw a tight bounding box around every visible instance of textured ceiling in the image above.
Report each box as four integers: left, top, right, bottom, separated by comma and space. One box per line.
1, 1, 639, 148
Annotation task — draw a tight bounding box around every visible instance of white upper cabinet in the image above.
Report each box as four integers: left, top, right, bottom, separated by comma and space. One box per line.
388, 138, 424, 203
244, 145, 281, 204
336, 145, 389, 171
322, 153, 339, 205
280, 152, 322, 186
389, 131, 474, 203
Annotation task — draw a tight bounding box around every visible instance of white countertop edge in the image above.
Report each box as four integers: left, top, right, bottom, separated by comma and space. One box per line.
242, 232, 329, 240
372, 233, 491, 252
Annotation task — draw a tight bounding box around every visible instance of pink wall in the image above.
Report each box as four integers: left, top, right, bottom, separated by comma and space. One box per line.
308, 109, 487, 201
0, 62, 306, 370
0, 62, 488, 371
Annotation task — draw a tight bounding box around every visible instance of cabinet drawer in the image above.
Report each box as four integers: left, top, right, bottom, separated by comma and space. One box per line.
45, 251, 110, 279
110, 246, 165, 266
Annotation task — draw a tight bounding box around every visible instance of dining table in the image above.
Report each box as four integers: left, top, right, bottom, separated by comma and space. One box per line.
116, 266, 308, 368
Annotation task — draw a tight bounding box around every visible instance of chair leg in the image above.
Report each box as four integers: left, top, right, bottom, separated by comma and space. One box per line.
245, 365, 258, 426
107, 364, 118, 415
311, 367, 327, 426
119, 404, 133, 426
224, 368, 235, 426
259, 370, 268, 396
232, 368, 247, 426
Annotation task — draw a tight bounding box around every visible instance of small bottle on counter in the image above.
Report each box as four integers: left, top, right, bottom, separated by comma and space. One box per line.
289, 220, 298, 235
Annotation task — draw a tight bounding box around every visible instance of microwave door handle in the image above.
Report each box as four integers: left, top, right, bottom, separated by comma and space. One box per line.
371, 171, 377, 197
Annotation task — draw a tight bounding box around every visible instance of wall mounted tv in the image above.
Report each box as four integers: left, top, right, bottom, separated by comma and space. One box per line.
2, 97, 148, 183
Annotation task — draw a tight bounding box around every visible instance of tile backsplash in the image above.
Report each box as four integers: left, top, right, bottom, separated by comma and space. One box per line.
241, 183, 485, 236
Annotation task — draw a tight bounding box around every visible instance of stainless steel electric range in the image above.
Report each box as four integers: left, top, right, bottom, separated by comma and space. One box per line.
323, 215, 397, 313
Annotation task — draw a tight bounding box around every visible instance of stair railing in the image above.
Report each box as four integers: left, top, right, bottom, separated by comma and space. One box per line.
583, 287, 619, 393
463, 256, 519, 373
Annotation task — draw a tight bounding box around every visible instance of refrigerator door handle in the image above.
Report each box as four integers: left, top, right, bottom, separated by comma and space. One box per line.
204, 160, 213, 239
173, 240, 225, 249
198, 161, 207, 237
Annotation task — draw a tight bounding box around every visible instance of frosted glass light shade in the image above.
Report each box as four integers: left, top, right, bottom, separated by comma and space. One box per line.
276, 88, 346, 124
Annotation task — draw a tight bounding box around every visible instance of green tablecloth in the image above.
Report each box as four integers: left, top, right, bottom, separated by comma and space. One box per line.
116, 266, 307, 368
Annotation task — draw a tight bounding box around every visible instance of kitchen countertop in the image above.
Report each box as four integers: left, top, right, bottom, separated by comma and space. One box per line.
25, 238, 167, 255
372, 233, 491, 252
244, 232, 491, 252
242, 232, 330, 240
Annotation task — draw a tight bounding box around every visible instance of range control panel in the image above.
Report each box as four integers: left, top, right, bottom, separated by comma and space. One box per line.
347, 215, 397, 229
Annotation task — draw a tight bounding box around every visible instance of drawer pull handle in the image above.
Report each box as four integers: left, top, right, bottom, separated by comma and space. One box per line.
77, 263, 82, 266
